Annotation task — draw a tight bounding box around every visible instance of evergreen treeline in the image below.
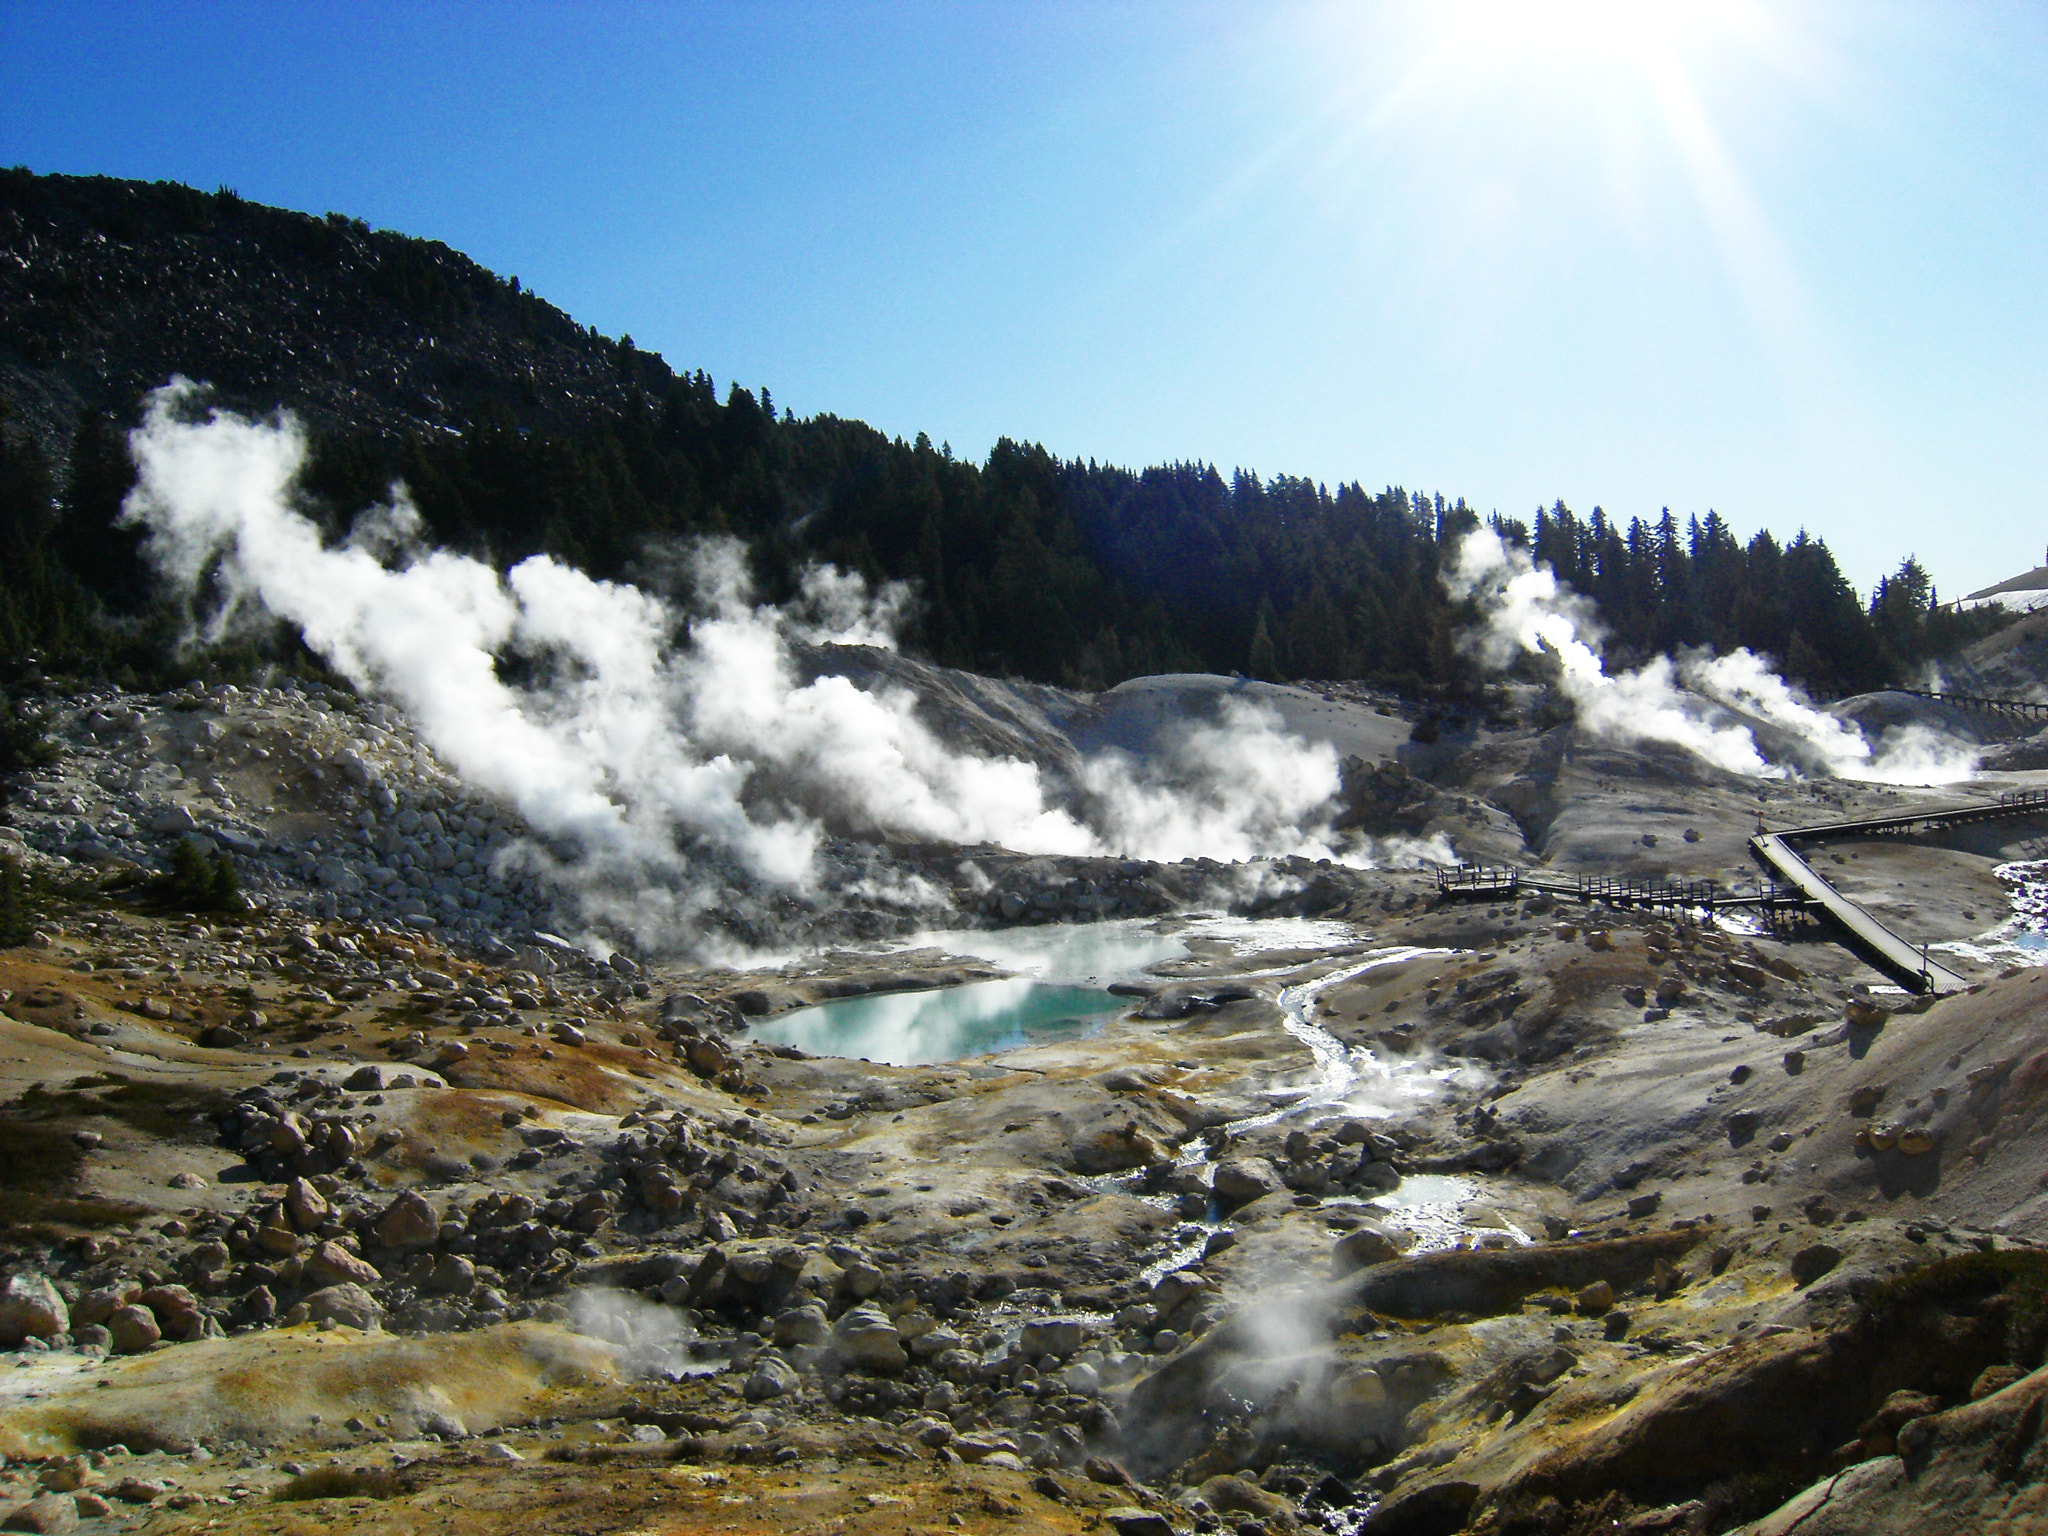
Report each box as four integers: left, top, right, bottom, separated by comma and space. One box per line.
0, 387, 1995, 702
0, 172, 2004, 704
1523, 503, 1992, 696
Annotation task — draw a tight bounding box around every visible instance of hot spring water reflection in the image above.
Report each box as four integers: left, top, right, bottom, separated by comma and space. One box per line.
745, 978, 1125, 1066
751, 917, 1372, 1066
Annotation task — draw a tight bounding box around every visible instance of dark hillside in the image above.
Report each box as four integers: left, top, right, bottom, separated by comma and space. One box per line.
0, 169, 668, 452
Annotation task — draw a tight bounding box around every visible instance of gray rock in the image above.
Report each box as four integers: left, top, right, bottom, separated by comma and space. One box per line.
1789, 1244, 1842, 1287
148, 803, 198, 834
0, 1273, 69, 1346
833, 1304, 907, 1372
0, 1493, 78, 1533
301, 1283, 384, 1330
1332, 1222, 1406, 1276
314, 858, 363, 893
772, 1305, 831, 1347
744, 1356, 800, 1401
331, 750, 380, 788
105, 1305, 160, 1355
1212, 1158, 1277, 1211
1019, 1319, 1084, 1358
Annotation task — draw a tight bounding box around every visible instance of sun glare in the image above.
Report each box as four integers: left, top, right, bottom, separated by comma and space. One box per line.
1451, 0, 1703, 71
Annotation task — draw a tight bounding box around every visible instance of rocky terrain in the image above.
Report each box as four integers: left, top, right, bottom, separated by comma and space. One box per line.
3, 664, 2048, 1536
0, 171, 672, 458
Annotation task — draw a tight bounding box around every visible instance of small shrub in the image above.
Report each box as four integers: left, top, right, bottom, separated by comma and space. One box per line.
145, 837, 245, 912
0, 854, 46, 947
274, 1466, 411, 1501
1865, 1249, 2048, 1369
0, 695, 57, 775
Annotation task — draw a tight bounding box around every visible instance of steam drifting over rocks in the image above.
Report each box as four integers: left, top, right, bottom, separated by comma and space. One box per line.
2, 400, 2040, 1535
112, 381, 1383, 957
1446, 528, 1981, 785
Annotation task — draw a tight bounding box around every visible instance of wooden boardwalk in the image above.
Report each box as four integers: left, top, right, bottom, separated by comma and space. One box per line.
1743, 787, 2048, 994
1890, 689, 2048, 724
1437, 788, 2048, 995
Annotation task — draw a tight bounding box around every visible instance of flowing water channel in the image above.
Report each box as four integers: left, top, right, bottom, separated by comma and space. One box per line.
778, 917, 1519, 1279
1132, 943, 1497, 1282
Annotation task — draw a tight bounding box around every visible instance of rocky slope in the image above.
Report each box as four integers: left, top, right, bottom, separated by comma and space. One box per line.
3, 670, 2048, 1536
0, 171, 668, 459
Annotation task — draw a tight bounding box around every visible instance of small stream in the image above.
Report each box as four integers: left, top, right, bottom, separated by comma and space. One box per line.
778, 917, 1519, 1288
1129, 943, 1498, 1282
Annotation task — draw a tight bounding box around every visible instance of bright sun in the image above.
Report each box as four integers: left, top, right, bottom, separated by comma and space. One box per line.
1424, 0, 1747, 119
1449, 0, 1705, 70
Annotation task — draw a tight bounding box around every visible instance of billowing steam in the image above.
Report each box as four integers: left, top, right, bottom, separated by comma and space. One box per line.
119, 382, 1360, 950
1447, 529, 1978, 785
565, 1287, 699, 1378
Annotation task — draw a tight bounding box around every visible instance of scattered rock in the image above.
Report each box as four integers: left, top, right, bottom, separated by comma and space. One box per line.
105, 1305, 160, 1355
299, 1283, 384, 1330
1213, 1159, 1277, 1211
0, 1494, 78, 1534
1575, 1281, 1616, 1314
745, 1356, 800, 1400
304, 1240, 381, 1289
1789, 1244, 1842, 1287
136, 1284, 202, 1340
374, 1190, 440, 1249
1020, 1319, 1085, 1357
1331, 1223, 1406, 1276
833, 1305, 907, 1372
0, 1272, 69, 1345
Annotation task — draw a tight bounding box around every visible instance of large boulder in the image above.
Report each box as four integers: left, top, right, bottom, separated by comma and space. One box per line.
105, 1305, 160, 1355
1731, 1364, 2048, 1534
773, 1305, 831, 1348
833, 1304, 907, 1372
689, 1241, 817, 1313
299, 1284, 384, 1330
1070, 1123, 1174, 1174
1019, 1319, 1085, 1358
0, 1273, 69, 1345
373, 1191, 440, 1250
304, 1240, 382, 1289
135, 1285, 203, 1341
1331, 1222, 1408, 1277
745, 1356, 800, 1401
284, 1177, 329, 1232
1337, 1231, 1701, 1321
1212, 1159, 1278, 1212
1, 1492, 80, 1533
70, 1283, 138, 1329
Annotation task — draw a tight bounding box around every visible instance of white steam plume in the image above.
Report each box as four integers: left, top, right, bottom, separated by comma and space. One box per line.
119, 382, 1355, 948
1446, 528, 1978, 785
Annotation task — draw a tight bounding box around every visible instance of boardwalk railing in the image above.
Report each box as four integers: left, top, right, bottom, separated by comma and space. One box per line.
1434, 863, 1809, 914
1434, 788, 2048, 994
1891, 689, 2048, 722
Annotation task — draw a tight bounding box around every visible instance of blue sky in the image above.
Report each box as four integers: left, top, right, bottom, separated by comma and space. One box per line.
4, 0, 2044, 600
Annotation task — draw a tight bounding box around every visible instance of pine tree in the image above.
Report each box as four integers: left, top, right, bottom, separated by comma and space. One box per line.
1247, 603, 1280, 681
